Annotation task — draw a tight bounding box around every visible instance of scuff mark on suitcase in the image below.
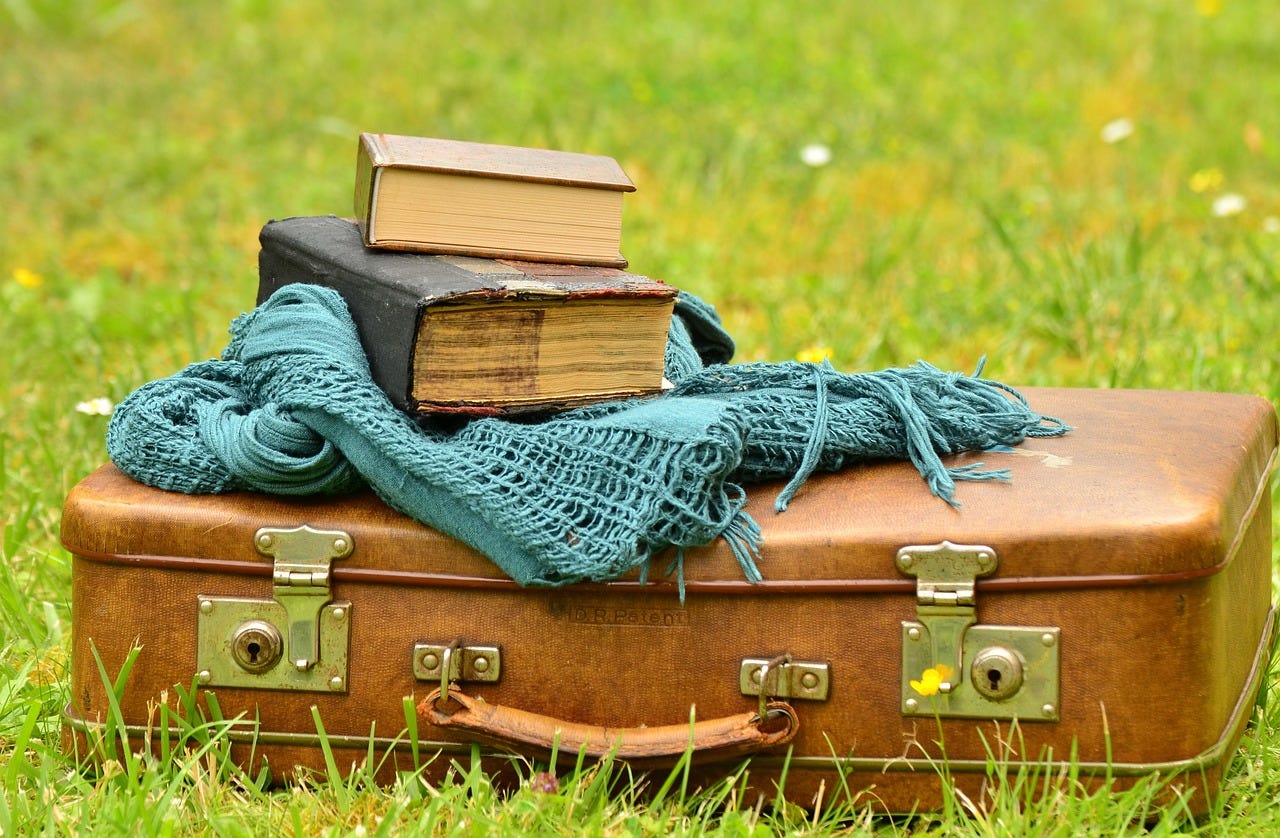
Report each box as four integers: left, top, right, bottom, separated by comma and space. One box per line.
1004, 448, 1073, 468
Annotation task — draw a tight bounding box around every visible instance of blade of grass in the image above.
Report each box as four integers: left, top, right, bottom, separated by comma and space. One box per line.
88, 640, 140, 770
3, 700, 41, 787
401, 695, 420, 773
310, 705, 351, 814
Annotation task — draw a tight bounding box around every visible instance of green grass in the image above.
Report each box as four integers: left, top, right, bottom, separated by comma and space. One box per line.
3, 0, 1279, 833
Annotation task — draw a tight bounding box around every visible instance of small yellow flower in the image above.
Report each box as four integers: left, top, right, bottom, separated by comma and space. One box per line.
796, 345, 833, 364
1196, 0, 1222, 17
1189, 167, 1224, 193
909, 663, 955, 697
12, 267, 43, 288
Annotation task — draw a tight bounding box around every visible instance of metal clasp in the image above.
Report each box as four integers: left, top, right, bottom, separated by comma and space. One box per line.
195, 525, 354, 693
413, 640, 502, 690
740, 655, 831, 718
897, 541, 996, 693
898, 541, 1061, 722
257, 525, 353, 671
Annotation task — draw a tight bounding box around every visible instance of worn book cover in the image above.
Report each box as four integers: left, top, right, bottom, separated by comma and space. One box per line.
257, 216, 675, 416
355, 133, 636, 268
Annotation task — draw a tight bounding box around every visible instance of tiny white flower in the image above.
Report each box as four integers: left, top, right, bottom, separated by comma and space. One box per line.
1262, 216, 1280, 234
1212, 193, 1246, 217
75, 397, 114, 416
1100, 118, 1134, 144
799, 143, 832, 167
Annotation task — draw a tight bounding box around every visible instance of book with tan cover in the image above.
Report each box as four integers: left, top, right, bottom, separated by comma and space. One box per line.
355, 134, 636, 268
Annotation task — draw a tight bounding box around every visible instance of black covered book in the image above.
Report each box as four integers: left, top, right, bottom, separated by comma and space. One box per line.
256, 216, 676, 416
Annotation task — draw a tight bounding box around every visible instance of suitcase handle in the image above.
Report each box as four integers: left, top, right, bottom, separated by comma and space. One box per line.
419, 687, 798, 766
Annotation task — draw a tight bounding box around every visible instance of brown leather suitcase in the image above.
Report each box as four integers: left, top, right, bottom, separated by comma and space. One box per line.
61, 387, 1278, 814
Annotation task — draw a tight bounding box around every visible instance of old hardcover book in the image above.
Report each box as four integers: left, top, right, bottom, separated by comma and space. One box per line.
257, 216, 676, 416
354, 133, 636, 268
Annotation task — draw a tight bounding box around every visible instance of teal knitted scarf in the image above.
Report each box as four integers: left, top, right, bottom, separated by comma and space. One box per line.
107, 285, 1067, 588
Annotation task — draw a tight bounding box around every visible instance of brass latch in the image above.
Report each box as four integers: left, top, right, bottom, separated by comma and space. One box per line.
259, 526, 353, 671
195, 525, 353, 693
899, 541, 1060, 721
740, 655, 830, 717
897, 541, 996, 694
413, 641, 502, 685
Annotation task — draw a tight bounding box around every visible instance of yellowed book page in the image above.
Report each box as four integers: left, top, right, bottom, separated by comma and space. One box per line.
372, 170, 623, 261
413, 298, 672, 404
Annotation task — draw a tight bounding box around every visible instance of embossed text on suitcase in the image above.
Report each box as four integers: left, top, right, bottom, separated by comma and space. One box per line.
62, 388, 1278, 814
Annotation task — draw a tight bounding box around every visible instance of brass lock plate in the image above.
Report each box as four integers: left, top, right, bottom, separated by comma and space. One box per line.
196, 596, 352, 693
901, 622, 1060, 721
413, 642, 502, 684
739, 657, 830, 702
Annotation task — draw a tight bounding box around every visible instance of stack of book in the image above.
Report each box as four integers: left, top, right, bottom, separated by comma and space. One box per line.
257, 134, 678, 417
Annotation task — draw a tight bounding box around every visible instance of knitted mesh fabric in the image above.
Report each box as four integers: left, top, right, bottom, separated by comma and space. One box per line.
107, 285, 1068, 587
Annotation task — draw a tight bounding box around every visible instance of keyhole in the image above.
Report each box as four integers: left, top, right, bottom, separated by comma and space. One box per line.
971, 646, 1023, 700
231, 619, 283, 673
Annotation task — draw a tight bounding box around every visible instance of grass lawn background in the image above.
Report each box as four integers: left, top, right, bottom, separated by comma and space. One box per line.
3, 1, 1279, 833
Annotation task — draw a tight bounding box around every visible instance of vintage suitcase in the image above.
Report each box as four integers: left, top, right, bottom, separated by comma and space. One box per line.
62, 387, 1278, 814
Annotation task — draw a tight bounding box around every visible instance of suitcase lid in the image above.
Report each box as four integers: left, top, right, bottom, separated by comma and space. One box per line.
62, 387, 1277, 593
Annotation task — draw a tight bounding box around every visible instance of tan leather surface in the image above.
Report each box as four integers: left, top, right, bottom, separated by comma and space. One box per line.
62, 386, 1278, 813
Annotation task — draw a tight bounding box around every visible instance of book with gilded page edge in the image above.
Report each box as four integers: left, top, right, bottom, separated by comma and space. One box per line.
354, 133, 636, 268
257, 216, 676, 416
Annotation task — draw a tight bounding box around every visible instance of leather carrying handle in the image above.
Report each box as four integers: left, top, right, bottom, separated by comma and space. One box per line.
419, 687, 798, 767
